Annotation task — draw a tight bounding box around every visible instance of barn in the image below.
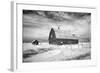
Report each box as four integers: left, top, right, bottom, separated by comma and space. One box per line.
48, 28, 78, 45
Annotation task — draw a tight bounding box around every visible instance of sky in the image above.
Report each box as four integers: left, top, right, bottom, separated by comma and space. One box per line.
23, 10, 91, 42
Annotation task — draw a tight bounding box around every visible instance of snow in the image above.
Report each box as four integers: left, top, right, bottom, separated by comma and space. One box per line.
23, 42, 91, 62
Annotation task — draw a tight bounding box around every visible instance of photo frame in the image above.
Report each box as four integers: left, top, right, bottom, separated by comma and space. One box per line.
11, 1, 97, 71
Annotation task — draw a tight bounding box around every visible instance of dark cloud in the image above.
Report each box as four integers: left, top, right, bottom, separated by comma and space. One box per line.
23, 10, 91, 21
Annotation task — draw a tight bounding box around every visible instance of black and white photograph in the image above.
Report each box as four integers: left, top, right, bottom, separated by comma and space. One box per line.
22, 10, 91, 62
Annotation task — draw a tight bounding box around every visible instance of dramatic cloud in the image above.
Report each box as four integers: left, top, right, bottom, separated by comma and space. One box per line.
23, 10, 91, 42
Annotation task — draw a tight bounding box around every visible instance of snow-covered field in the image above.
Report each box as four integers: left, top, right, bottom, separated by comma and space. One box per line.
23, 42, 91, 62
